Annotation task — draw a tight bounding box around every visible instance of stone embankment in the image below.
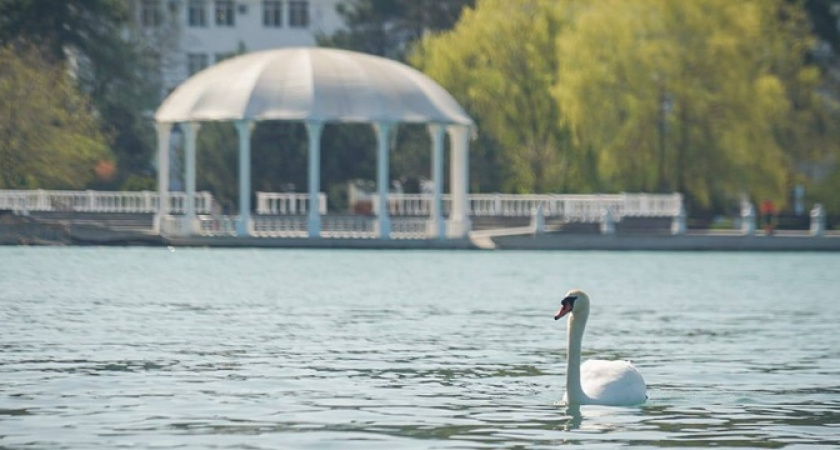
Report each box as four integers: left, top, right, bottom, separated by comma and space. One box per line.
2, 210, 839, 250
0, 211, 163, 246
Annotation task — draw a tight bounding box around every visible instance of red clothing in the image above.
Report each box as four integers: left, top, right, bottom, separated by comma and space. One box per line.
760, 200, 775, 215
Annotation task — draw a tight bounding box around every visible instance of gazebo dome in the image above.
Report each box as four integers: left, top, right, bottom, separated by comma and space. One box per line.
155, 47, 473, 126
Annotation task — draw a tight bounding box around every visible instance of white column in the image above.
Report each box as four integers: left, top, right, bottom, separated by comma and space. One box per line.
810, 203, 826, 236
154, 122, 172, 233
375, 122, 393, 239
183, 122, 200, 235
306, 121, 324, 238
447, 125, 471, 238
428, 124, 446, 239
741, 202, 756, 236
600, 208, 615, 234
671, 204, 687, 235
235, 120, 254, 237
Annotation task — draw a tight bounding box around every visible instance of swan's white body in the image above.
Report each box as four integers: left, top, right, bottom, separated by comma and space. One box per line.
556, 289, 647, 406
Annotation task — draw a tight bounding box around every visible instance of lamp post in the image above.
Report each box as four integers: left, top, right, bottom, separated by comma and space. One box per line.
658, 92, 674, 192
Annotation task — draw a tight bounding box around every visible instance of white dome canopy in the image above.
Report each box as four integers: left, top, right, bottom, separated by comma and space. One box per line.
155, 47, 474, 126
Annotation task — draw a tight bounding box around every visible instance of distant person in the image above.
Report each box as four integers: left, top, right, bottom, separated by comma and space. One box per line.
760, 199, 776, 235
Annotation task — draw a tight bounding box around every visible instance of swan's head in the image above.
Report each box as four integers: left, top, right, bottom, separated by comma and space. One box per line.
554, 289, 590, 320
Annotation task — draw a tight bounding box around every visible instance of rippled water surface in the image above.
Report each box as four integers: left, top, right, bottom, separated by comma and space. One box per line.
1, 247, 839, 449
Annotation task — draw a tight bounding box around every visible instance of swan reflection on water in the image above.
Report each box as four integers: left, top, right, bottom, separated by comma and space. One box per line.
561, 404, 584, 430
556, 403, 648, 432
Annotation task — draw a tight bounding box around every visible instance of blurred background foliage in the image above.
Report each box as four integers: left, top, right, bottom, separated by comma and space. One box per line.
0, 44, 110, 189
1, 0, 839, 217
414, 0, 840, 215
0, 0, 162, 191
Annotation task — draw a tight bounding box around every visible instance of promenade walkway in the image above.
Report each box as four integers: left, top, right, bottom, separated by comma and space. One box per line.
2, 189, 837, 250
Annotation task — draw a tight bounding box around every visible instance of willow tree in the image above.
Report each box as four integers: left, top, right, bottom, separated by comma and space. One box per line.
556, 0, 836, 211
412, 0, 580, 193
0, 45, 110, 189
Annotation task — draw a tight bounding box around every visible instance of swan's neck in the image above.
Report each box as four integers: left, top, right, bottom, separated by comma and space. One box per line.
566, 310, 589, 404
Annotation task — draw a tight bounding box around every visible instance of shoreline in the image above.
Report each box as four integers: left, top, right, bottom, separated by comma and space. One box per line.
3, 213, 839, 251
4, 231, 840, 252
485, 230, 840, 251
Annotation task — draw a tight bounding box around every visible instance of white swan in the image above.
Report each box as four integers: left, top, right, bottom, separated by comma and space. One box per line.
554, 289, 647, 406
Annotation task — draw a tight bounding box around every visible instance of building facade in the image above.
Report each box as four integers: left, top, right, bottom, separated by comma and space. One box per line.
131, 0, 348, 93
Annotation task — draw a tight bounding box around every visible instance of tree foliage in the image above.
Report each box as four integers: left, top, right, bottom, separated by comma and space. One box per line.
413, 0, 578, 193
0, 45, 111, 188
414, 0, 840, 212
0, 0, 162, 189
319, 0, 475, 61
555, 0, 836, 211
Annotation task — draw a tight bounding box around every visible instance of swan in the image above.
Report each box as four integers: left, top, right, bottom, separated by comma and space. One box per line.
554, 289, 647, 406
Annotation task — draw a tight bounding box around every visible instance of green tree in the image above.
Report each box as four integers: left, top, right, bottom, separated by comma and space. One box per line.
802, 0, 840, 55
413, 0, 577, 193
0, 0, 162, 189
319, 0, 475, 61
0, 45, 111, 188
555, 0, 839, 212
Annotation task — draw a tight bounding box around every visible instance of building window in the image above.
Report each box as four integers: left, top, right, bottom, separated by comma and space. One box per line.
188, 0, 207, 27
141, 0, 162, 27
289, 1, 309, 28
215, 0, 235, 26
263, 0, 283, 27
187, 53, 209, 75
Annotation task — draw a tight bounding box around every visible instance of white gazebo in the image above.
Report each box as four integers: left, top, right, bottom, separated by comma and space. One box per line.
154, 47, 474, 239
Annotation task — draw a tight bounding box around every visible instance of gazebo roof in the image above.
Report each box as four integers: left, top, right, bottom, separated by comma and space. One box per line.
155, 47, 474, 127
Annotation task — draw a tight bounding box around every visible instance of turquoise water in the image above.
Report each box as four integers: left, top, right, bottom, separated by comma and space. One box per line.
1, 247, 838, 449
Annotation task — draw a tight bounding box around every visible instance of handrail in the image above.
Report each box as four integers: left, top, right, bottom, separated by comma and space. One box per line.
0, 189, 214, 214
372, 192, 684, 221
255, 192, 327, 215
1, 190, 683, 224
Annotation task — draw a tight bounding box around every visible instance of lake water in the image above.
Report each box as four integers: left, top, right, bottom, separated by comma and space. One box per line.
1, 247, 838, 449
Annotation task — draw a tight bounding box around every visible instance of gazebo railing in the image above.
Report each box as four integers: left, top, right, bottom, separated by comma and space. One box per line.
162, 215, 438, 239
256, 192, 327, 215
196, 215, 238, 236
390, 217, 432, 239
252, 216, 308, 237
322, 215, 376, 238
384, 194, 432, 216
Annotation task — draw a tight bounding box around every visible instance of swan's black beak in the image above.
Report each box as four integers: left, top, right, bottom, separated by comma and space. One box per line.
554, 295, 577, 320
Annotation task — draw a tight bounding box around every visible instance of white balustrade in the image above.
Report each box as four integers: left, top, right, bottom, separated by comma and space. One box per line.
236, 215, 433, 239
1, 189, 676, 222
373, 192, 683, 222
0, 189, 213, 214
251, 216, 308, 237
390, 218, 431, 239
256, 192, 327, 215
322, 215, 376, 238
196, 215, 238, 237
387, 194, 431, 216
3, 189, 685, 240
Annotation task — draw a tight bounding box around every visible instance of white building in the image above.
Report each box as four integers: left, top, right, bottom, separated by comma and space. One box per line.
130, 0, 348, 93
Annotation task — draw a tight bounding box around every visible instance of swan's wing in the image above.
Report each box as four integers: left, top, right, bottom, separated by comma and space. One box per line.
580, 359, 647, 406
